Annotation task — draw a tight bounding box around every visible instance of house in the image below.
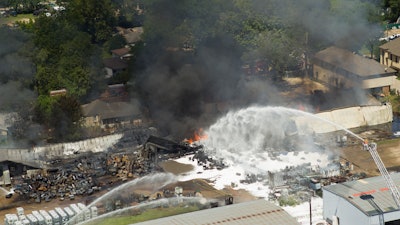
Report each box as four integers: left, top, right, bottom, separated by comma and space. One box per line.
111, 47, 133, 60
0, 113, 13, 142
0, 125, 7, 142
103, 57, 128, 78
312, 46, 398, 95
81, 99, 141, 131
116, 26, 143, 45
380, 38, 400, 72
99, 84, 129, 102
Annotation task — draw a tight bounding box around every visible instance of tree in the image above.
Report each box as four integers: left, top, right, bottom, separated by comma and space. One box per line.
32, 16, 94, 97
6, 0, 41, 13
31, 12, 99, 141
102, 34, 127, 57
113, 0, 144, 27
34, 95, 83, 142
67, 0, 117, 44
383, 0, 400, 23
49, 95, 83, 142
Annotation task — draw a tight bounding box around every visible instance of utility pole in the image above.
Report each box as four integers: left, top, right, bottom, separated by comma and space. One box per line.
309, 197, 312, 225
304, 32, 309, 78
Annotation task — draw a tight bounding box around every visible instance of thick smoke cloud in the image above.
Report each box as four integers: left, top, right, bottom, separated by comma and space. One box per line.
136, 37, 284, 138
135, 0, 381, 139
271, 0, 381, 50
0, 81, 36, 111
0, 27, 36, 111
0, 27, 39, 146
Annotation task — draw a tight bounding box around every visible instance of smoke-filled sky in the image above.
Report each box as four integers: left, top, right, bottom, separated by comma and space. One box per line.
134, 0, 381, 139
0, 27, 36, 112
0, 0, 380, 141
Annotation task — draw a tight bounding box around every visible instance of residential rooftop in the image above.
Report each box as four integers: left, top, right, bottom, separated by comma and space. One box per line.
380, 38, 400, 56
313, 46, 396, 77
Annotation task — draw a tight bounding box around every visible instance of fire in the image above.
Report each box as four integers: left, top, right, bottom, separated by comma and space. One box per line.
186, 128, 208, 144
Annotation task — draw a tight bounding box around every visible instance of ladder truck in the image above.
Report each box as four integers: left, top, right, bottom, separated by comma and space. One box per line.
363, 140, 400, 208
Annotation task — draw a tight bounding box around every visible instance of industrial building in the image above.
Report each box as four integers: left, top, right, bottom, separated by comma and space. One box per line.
135, 199, 300, 225
323, 172, 400, 225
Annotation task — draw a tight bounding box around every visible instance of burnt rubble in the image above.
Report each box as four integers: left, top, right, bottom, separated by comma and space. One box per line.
5, 130, 204, 205
190, 149, 228, 171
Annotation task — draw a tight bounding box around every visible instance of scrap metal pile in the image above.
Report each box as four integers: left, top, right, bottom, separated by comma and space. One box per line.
6, 132, 204, 204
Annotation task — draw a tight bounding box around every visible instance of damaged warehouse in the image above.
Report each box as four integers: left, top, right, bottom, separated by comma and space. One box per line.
0, 131, 202, 206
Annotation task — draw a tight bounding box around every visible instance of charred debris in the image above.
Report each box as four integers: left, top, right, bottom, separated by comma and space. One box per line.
2, 129, 217, 205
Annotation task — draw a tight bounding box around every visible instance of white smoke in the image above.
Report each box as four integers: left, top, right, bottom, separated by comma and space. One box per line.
199, 105, 334, 173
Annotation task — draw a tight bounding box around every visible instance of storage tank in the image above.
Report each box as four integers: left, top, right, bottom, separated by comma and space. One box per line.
175, 186, 183, 196
32, 211, 45, 225
55, 207, 68, 224
69, 204, 83, 223
48, 210, 61, 225
20, 219, 30, 225
26, 214, 39, 225
39, 210, 52, 225
18, 214, 27, 222
63, 207, 75, 223
4, 214, 18, 225
77, 203, 91, 221
90, 206, 98, 218
16, 207, 24, 217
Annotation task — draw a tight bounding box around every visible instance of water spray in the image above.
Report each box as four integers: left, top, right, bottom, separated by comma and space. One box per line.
74, 196, 209, 225
65, 173, 178, 225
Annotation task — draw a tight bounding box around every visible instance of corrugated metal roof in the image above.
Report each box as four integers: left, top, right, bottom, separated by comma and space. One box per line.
323, 173, 400, 216
134, 199, 300, 225
313, 46, 396, 77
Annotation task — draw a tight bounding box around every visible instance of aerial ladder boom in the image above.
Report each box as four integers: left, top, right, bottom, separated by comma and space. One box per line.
363, 141, 400, 208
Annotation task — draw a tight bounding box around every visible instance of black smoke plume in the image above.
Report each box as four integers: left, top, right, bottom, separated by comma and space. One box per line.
133, 0, 381, 139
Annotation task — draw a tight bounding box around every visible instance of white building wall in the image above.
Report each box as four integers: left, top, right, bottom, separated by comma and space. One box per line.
382, 210, 400, 223
362, 76, 396, 89
323, 190, 370, 225
294, 104, 393, 134
323, 189, 400, 225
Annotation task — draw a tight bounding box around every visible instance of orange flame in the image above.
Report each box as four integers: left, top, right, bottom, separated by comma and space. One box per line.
186, 128, 208, 144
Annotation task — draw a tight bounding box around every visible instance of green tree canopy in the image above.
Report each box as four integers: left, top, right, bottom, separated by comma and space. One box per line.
66, 0, 117, 44
29, 0, 118, 141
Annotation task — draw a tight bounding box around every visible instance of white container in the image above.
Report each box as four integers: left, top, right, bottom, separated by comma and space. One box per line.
26, 214, 38, 225
55, 207, 68, 224
32, 211, 45, 225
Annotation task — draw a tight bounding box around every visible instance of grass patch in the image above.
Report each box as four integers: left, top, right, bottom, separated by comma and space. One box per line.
387, 93, 400, 114
377, 138, 400, 146
0, 14, 35, 25
85, 205, 201, 225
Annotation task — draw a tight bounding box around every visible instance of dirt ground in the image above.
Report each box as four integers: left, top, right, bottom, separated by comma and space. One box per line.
338, 138, 400, 177
1, 137, 399, 223
159, 160, 257, 203
0, 160, 256, 223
